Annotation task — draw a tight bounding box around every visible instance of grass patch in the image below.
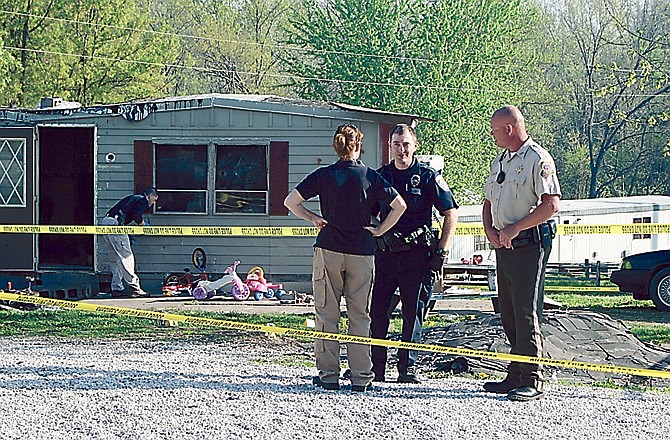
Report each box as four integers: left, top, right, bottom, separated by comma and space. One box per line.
545, 275, 616, 288
0, 309, 311, 339
0, 303, 470, 341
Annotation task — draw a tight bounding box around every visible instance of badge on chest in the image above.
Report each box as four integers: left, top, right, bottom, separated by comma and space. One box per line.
407, 174, 422, 195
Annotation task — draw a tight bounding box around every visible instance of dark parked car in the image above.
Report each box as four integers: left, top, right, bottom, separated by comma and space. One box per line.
610, 249, 670, 311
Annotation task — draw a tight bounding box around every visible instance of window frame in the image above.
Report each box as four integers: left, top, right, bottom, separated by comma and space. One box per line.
0, 138, 27, 208
632, 216, 651, 240
151, 139, 270, 216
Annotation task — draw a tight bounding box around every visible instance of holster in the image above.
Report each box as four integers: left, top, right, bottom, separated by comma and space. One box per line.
511, 219, 556, 249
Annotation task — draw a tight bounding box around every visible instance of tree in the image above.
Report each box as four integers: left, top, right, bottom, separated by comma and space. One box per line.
283, 0, 414, 109
0, 0, 176, 107
540, 0, 670, 198
404, 0, 537, 202
283, 0, 538, 202
159, 0, 295, 95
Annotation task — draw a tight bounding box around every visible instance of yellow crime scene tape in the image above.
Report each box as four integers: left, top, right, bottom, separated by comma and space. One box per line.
0, 225, 320, 237
1, 291, 668, 380
2, 223, 670, 236
544, 286, 619, 292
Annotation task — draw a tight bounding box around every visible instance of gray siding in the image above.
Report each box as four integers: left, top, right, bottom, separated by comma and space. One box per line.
30, 102, 407, 285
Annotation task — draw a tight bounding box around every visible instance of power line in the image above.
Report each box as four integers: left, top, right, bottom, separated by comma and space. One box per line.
0, 45, 523, 94
0, 9, 546, 70
3, 45, 669, 98
2, 8, 663, 77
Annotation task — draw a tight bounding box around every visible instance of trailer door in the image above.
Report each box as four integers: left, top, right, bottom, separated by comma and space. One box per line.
0, 127, 35, 270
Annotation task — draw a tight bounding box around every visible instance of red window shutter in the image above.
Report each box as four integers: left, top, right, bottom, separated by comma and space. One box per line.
379, 123, 393, 165
269, 141, 289, 216
134, 140, 153, 194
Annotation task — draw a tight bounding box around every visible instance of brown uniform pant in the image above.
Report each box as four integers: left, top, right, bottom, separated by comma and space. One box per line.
496, 243, 551, 387
312, 247, 375, 387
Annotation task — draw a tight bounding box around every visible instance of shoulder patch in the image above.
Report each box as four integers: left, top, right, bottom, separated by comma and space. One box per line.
540, 161, 555, 178
435, 174, 450, 191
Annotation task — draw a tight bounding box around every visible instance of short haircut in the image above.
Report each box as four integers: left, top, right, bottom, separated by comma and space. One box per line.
144, 187, 158, 197
389, 123, 417, 142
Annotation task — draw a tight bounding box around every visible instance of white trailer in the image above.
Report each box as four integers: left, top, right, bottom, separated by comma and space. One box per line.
450, 195, 670, 265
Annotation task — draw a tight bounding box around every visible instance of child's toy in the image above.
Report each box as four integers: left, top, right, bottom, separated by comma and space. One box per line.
162, 248, 209, 297
244, 266, 286, 301
0, 276, 40, 311
191, 260, 250, 301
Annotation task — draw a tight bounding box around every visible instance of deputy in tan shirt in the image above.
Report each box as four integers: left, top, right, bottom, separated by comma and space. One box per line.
482, 105, 561, 402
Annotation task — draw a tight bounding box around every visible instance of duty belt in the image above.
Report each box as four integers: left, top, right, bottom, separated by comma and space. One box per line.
511, 219, 557, 249
375, 225, 434, 252
105, 212, 125, 225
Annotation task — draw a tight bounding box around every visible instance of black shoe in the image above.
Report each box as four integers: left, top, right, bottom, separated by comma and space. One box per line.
373, 374, 386, 383
507, 385, 544, 401
483, 376, 520, 394
351, 383, 374, 392
109, 290, 126, 298
312, 376, 339, 390
397, 367, 422, 384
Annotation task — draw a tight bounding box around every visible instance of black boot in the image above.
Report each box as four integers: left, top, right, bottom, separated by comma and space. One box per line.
483, 374, 520, 394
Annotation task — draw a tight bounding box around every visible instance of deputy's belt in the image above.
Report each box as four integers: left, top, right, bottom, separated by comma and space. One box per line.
511, 220, 557, 249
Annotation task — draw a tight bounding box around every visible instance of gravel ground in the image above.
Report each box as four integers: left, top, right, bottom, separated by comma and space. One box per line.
1, 336, 669, 440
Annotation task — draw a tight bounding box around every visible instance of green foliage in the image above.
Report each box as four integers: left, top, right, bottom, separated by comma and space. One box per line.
284, 0, 537, 201
155, 0, 296, 95
535, 0, 670, 198
0, 0, 176, 106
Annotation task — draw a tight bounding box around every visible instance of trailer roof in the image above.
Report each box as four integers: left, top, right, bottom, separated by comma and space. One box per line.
458, 195, 670, 221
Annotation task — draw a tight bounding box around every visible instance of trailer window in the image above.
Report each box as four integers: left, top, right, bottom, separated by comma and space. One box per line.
154, 144, 207, 213
0, 138, 26, 207
215, 145, 267, 214
633, 217, 651, 240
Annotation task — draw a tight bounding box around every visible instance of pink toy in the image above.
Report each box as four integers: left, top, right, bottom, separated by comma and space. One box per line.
244, 266, 286, 301
191, 260, 251, 301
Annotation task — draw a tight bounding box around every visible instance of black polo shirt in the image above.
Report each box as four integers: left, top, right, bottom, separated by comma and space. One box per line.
295, 159, 398, 255
375, 158, 458, 235
106, 194, 149, 225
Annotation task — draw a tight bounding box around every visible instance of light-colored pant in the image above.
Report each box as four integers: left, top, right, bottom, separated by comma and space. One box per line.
100, 216, 141, 293
312, 247, 375, 386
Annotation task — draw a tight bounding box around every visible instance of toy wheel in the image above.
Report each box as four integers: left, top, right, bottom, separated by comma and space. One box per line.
165, 274, 179, 285
192, 248, 207, 272
192, 286, 209, 301
263, 288, 275, 299
231, 284, 250, 301
253, 290, 263, 301
274, 289, 286, 299
247, 266, 264, 278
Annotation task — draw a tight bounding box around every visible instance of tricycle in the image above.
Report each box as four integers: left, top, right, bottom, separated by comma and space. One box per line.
244, 266, 286, 301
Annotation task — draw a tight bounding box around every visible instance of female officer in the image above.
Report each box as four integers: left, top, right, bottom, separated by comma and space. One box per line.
284, 124, 406, 392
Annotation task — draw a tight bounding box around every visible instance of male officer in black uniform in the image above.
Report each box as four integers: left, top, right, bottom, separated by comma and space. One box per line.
101, 187, 158, 297
483, 105, 561, 401
370, 123, 459, 384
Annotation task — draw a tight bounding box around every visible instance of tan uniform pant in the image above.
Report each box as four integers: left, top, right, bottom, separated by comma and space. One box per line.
100, 216, 141, 293
312, 247, 375, 387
